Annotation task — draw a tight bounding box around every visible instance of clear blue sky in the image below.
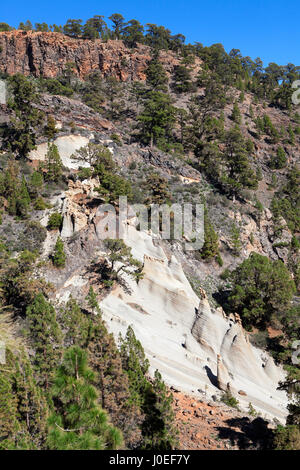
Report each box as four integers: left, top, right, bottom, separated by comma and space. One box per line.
2, 0, 299, 66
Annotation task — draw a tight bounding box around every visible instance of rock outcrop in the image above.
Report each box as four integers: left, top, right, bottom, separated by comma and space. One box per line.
38, 183, 288, 422
97, 218, 288, 422
217, 354, 231, 392
29, 134, 92, 169
0, 31, 181, 80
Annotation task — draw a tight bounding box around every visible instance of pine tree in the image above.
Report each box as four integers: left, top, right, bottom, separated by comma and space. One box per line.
13, 351, 49, 447
220, 126, 258, 197
0, 349, 25, 449
62, 297, 91, 348
144, 172, 171, 205
47, 346, 123, 450
120, 326, 150, 408
229, 252, 296, 328
87, 314, 140, 446
141, 370, 178, 450
0, 348, 48, 449
102, 239, 143, 285
52, 236, 66, 268
108, 13, 125, 39
63, 19, 83, 38
4, 74, 43, 158
123, 19, 144, 47
44, 115, 57, 140
103, 77, 125, 120
3, 157, 19, 215
16, 175, 31, 217
172, 65, 194, 93
200, 208, 219, 260
29, 170, 44, 199
120, 327, 177, 450
146, 57, 168, 91
230, 102, 242, 124
288, 124, 295, 145
230, 222, 242, 256
85, 286, 101, 314
138, 91, 176, 147
269, 146, 287, 169
45, 143, 63, 181
26, 293, 62, 389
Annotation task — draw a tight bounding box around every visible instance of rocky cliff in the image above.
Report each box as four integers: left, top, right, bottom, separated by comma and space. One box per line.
0, 30, 181, 80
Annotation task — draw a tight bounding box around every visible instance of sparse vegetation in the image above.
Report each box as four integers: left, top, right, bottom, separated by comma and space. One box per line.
0, 12, 299, 451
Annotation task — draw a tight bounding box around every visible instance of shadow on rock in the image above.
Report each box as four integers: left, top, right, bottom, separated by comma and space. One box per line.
204, 365, 218, 388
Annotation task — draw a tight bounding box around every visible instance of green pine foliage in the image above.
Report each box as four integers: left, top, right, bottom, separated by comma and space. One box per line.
0, 157, 36, 218
101, 239, 143, 286
271, 166, 300, 233
274, 425, 300, 450
119, 326, 150, 408
230, 102, 242, 124
141, 370, 178, 450
200, 208, 220, 260
61, 297, 91, 348
146, 57, 168, 91
45, 143, 63, 181
119, 326, 178, 450
138, 91, 176, 148
47, 212, 63, 230
3, 74, 43, 158
144, 172, 171, 205
26, 293, 62, 389
44, 115, 58, 140
0, 348, 49, 449
17, 175, 31, 217
47, 346, 123, 450
90, 146, 133, 204
228, 252, 296, 328
29, 170, 44, 199
230, 222, 242, 256
269, 146, 287, 169
52, 236, 66, 267
87, 311, 140, 447
172, 65, 195, 93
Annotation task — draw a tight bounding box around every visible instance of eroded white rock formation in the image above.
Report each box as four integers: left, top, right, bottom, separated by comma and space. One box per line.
99, 217, 288, 422
42, 181, 288, 422
28, 134, 92, 169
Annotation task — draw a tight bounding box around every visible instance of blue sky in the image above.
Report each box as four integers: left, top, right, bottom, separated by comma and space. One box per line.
2, 0, 299, 66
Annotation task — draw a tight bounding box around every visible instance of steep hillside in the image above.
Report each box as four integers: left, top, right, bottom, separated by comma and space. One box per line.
0, 26, 299, 451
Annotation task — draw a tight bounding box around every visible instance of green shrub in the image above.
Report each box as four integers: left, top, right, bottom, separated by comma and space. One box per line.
216, 254, 223, 266
52, 236, 66, 268
110, 133, 122, 145
221, 391, 240, 409
273, 425, 300, 450
248, 402, 258, 417
220, 268, 230, 280
228, 252, 296, 328
34, 197, 48, 211
48, 212, 63, 230
269, 146, 287, 169
77, 167, 92, 181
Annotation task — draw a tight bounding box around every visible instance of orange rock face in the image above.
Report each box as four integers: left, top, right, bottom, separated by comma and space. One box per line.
0, 31, 180, 81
